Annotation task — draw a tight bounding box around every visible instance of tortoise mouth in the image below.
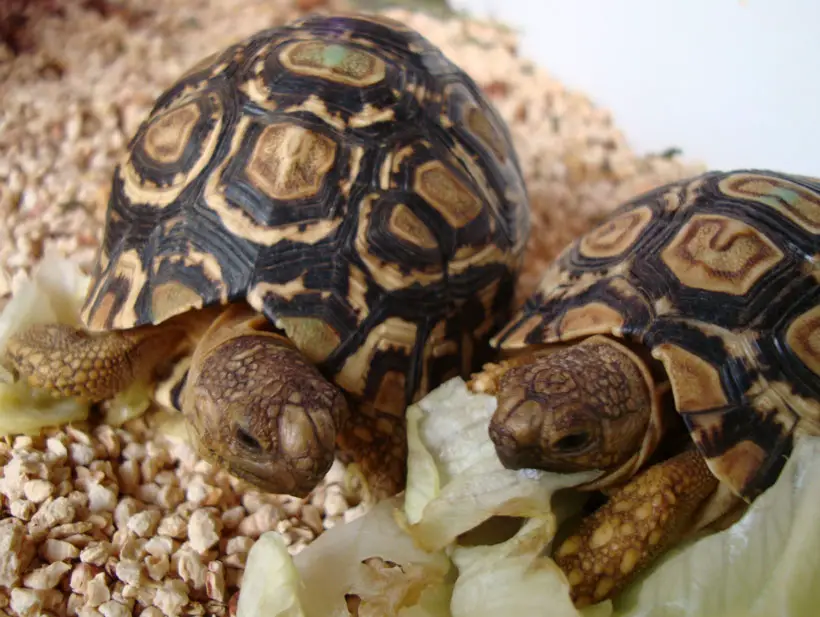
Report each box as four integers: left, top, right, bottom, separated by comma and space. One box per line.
532, 458, 600, 474
226, 461, 310, 498
193, 438, 320, 498
498, 447, 600, 474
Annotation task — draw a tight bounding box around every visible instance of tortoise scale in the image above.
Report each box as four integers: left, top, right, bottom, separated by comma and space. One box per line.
5, 13, 530, 498
475, 168, 820, 606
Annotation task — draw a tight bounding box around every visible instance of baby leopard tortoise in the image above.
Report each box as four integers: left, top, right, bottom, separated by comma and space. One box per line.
473, 169, 820, 606
5, 13, 530, 499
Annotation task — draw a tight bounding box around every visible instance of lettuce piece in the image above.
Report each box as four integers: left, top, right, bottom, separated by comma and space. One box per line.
238, 498, 454, 617
0, 252, 90, 348
236, 531, 307, 617
151, 407, 191, 442
293, 498, 453, 617
102, 380, 153, 427
613, 436, 820, 617
450, 516, 599, 617
0, 379, 89, 435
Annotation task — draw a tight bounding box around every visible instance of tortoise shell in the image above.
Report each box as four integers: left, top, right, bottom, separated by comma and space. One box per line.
80, 13, 530, 412
493, 169, 820, 500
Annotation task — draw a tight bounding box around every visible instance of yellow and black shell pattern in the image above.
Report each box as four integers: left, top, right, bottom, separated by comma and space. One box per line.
493, 169, 820, 501
79, 13, 530, 413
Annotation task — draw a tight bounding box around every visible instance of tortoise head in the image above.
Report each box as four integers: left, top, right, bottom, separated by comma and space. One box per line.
181, 311, 348, 497
489, 335, 657, 475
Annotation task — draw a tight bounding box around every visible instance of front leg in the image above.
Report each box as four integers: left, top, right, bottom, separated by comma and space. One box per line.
553, 449, 719, 607
5, 322, 186, 401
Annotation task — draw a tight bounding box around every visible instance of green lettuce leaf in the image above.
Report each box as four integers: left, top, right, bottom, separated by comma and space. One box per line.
0, 379, 89, 435
238, 498, 454, 617
236, 531, 307, 617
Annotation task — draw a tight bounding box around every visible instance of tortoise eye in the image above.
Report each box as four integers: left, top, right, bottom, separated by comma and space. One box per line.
235, 426, 262, 451
552, 432, 590, 451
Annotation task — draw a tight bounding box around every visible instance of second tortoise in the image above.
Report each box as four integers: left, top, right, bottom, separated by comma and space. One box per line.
473, 168, 820, 606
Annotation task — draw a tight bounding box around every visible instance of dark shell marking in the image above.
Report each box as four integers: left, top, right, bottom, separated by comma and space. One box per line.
494, 169, 820, 500
80, 13, 530, 414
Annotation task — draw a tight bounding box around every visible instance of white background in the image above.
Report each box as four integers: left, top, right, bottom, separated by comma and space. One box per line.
451, 0, 820, 176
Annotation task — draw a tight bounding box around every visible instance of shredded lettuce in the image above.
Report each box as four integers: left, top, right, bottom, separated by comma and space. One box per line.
0, 379, 90, 435
102, 380, 153, 427
238, 498, 454, 617
236, 531, 307, 617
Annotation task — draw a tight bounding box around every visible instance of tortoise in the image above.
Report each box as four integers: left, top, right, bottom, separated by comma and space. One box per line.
472, 169, 820, 606
4, 12, 530, 499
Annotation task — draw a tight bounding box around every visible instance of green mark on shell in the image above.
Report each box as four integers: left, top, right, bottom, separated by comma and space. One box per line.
281, 39, 385, 85
322, 44, 349, 68
769, 185, 802, 207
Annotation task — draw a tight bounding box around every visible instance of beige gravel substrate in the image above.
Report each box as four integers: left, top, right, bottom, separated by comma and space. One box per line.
0, 1, 706, 616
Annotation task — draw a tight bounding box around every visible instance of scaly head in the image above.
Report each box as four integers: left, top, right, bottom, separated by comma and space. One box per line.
488, 335, 656, 475
182, 310, 348, 498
